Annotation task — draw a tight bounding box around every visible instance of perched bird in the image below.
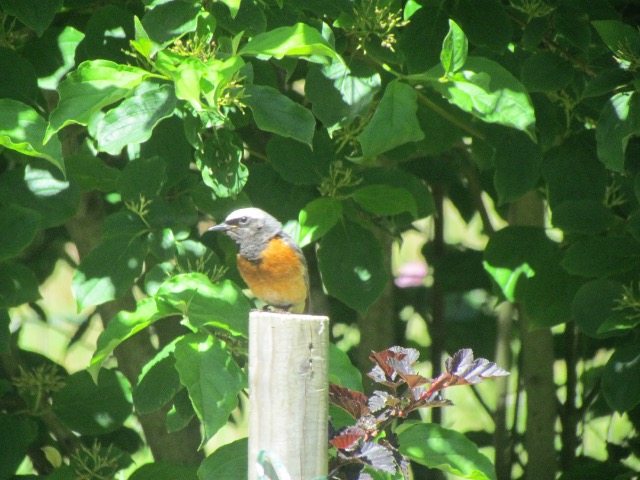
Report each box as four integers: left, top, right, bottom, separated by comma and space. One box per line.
209, 208, 310, 314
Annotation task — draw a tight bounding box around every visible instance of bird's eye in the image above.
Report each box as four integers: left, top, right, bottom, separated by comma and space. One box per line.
239, 216, 248, 224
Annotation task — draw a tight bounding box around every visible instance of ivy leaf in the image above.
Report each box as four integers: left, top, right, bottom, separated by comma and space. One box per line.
174, 333, 246, 445
95, 82, 177, 155
46, 60, 148, 141
357, 80, 424, 160
0, 99, 64, 175
596, 92, 640, 173
244, 85, 315, 145
440, 19, 468, 75
240, 23, 341, 63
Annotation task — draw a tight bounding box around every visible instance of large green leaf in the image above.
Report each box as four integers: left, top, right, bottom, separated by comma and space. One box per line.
551, 200, 614, 235
0, 99, 64, 174
240, 23, 340, 63
414, 57, 536, 141
52, 369, 132, 435
244, 85, 316, 145
133, 340, 182, 414
0, 262, 41, 308
357, 80, 424, 159
141, 1, 201, 44
297, 197, 343, 248
329, 344, 363, 392
129, 462, 198, 480
198, 438, 248, 480
266, 130, 333, 185
596, 92, 640, 172
72, 235, 146, 310
305, 59, 381, 126
95, 82, 177, 155
87, 298, 165, 381
46, 60, 148, 141
174, 333, 246, 444
0, 414, 38, 479
440, 19, 468, 75
317, 221, 388, 313
521, 52, 574, 93
448, 0, 511, 53
116, 156, 167, 203
0, 48, 38, 103
351, 184, 418, 217
155, 274, 250, 337
0, 163, 79, 227
0, 0, 62, 36
0, 205, 41, 262
195, 130, 248, 198
571, 279, 626, 339
602, 337, 640, 413
592, 20, 640, 62
397, 422, 496, 480
561, 236, 640, 277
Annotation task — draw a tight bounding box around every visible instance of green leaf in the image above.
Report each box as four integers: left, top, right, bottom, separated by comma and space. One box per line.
317, 221, 388, 313
198, 438, 248, 480
305, 59, 381, 126
0, 47, 38, 103
592, 20, 640, 61
52, 369, 132, 435
116, 156, 167, 204
490, 129, 542, 204
244, 85, 316, 145
561, 236, 640, 277
88, 298, 165, 381
596, 92, 640, 173
198, 438, 249, 480
133, 341, 182, 414
602, 337, 640, 413
441, 19, 468, 75
418, 57, 536, 141
351, 184, 418, 217
0, 0, 62, 36
0, 99, 64, 174
174, 333, 246, 444
155, 274, 250, 337
72, 235, 146, 310
0, 262, 41, 308
297, 197, 343, 248
329, 344, 363, 392
66, 153, 120, 192
166, 388, 196, 433
141, 1, 201, 44
129, 462, 198, 480
551, 200, 615, 235
482, 262, 533, 303
219, 0, 242, 19
95, 82, 177, 155
29, 26, 85, 90
82, 5, 134, 64
357, 80, 424, 159
240, 23, 340, 63
448, 0, 511, 53
521, 52, 574, 93
542, 133, 607, 208
397, 422, 496, 480
46, 60, 149, 141
266, 130, 333, 185
0, 205, 41, 262
0, 310, 9, 354
0, 414, 38, 479
571, 279, 626, 339
195, 130, 248, 198
0, 163, 79, 228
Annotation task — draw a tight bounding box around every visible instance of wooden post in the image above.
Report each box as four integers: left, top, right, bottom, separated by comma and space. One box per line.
248, 311, 329, 480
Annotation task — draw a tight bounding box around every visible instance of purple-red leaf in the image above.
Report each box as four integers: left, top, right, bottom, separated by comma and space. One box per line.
329, 383, 371, 419
330, 426, 366, 451
426, 349, 509, 396
359, 442, 396, 474
368, 347, 420, 386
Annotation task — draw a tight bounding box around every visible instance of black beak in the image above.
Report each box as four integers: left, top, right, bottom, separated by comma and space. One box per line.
208, 223, 231, 232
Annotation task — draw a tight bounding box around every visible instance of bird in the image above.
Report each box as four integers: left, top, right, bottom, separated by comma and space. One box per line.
208, 208, 310, 314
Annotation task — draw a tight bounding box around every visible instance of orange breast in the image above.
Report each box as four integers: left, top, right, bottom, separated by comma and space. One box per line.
237, 237, 308, 313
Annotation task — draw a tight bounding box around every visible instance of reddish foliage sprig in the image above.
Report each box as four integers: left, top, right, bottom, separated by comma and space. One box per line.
328, 347, 509, 479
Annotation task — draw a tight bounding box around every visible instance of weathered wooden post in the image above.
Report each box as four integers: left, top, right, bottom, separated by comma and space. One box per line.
248, 311, 329, 480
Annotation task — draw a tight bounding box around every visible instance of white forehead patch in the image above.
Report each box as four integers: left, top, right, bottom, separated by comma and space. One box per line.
225, 207, 271, 222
